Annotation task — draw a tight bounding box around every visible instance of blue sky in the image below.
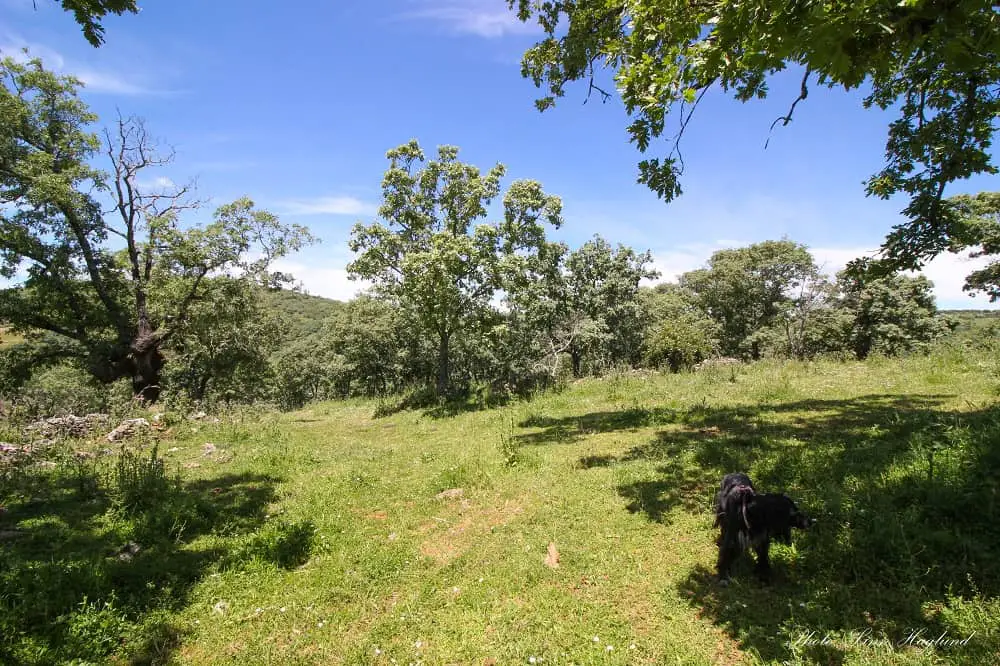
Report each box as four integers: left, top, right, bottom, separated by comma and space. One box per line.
2, 0, 997, 308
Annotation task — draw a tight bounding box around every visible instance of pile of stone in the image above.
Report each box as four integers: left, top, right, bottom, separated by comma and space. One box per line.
105, 418, 151, 442
25, 414, 110, 439
694, 357, 741, 371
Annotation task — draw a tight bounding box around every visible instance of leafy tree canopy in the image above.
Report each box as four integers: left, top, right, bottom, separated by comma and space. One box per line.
837, 265, 952, 358
508, 0, 1000, 269
681, 240, 817, 358
52, 0, 139, 46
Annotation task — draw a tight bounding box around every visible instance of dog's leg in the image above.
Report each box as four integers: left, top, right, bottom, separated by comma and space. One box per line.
717, 539, 740, 586
753, 541, 772, 584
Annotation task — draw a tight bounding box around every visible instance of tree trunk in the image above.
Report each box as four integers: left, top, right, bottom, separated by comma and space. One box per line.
436, 330, 450, 396
570, 346, 582, 378
194, 372, 211, 402
129, 330, 164, 403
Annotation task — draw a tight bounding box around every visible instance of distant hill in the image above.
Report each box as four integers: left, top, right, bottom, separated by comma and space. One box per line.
264, 289, 345, 339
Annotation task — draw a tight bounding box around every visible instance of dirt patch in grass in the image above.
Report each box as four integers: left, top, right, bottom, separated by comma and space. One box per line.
418, 498, 525, 564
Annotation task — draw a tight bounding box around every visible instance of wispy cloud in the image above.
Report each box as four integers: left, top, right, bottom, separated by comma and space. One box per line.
135, 176, 176, 190
0, 34, 173, 96
401, 0, 538, 38
73, 67, 163, 96
280, 196, 378, 217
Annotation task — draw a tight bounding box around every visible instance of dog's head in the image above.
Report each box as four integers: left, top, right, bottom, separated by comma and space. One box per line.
753, 494, 814, 544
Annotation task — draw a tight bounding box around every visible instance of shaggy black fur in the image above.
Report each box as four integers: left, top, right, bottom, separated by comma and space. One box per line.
713, 472, 814, 585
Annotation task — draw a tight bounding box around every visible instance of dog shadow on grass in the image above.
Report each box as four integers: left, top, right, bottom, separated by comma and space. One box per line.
523, 394, 1000, 663
0, 463, 310, 665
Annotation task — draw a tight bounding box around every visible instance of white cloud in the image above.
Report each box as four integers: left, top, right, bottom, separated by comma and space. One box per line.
73, 68, 158, 96
402, 1, 538, 38
135, 176, 176, 190
280, 196, 378, 217
0, 35, 168, 96
648, 242, 999, 310
910, 251, 997, 310
269, 260, 371, 302
647, 241, 740, 283
812, 246, 997, 308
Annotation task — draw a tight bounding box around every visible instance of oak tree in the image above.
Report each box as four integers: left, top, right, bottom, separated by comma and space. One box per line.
348, 140, 563, 395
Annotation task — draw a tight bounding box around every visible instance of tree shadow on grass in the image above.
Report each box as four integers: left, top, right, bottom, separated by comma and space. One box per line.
372, 385, 520, 420
522, 393, 1000, 662
0, 465, 288, 665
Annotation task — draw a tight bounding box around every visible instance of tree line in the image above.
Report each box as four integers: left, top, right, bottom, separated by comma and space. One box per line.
0, 55, 982, 415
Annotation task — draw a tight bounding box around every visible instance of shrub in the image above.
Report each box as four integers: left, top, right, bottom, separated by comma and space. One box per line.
111, 444, 170, 515
17, 364, 108, 418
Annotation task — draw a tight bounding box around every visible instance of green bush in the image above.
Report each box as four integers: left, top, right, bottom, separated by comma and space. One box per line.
18, 364, 108, 418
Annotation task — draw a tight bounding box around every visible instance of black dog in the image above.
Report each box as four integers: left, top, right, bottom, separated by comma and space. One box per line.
713, 472, 814, 585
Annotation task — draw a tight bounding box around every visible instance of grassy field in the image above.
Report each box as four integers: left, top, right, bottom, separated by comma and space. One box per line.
3, 346, 1000, 664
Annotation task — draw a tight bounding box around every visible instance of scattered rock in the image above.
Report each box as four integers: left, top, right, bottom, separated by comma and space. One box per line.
202, 442, 217, 456
182, 462, 202, 469
73, 450, 96, 460
0, 443, 28, 460
106, 418, 151, 442
212, 600, 229, 616
0, 529, 22, 540
167, 447, 180, 453
191, 411, 208, 421
694, 357, 741, 371
435, 488, 464, 500
116, 541, 141, 562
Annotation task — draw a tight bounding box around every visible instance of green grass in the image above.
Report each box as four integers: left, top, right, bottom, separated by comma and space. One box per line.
3, 348, 1000, 664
